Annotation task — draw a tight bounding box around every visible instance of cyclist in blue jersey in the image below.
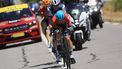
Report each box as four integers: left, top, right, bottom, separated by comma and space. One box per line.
49, 0, 66, 15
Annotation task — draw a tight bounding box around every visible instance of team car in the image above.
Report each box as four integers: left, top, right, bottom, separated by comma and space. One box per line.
0, 4, 42, 47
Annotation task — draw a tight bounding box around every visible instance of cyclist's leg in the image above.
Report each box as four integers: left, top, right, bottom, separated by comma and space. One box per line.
64, 35, 73, 52
42, 18, 52, 51
45, 27, 51, 44
61, 24, 73, 53
62, 25, 76, 64
64, 33, 76, 64
45, 18, 52, 48
52, 28, 62, 63
41, 18, 47, 35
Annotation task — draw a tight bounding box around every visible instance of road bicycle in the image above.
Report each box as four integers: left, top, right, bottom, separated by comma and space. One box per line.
52, 29, 71, 69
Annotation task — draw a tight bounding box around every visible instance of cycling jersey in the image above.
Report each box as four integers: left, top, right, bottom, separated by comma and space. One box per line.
52, 13, 72, 27
38, 5, 51, 18
49, 3, 66, 15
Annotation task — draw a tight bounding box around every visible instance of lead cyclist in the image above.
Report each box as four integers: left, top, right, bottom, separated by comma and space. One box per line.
51, 10, 76, 64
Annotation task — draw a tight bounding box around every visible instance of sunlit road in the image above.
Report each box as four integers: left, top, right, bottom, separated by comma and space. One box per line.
0, 23, 122, 69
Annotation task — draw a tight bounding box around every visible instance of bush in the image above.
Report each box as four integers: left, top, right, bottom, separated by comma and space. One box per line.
113, 0, 122, 11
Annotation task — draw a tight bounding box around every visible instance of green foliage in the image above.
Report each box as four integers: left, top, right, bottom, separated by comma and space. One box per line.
113, 0, 122, 11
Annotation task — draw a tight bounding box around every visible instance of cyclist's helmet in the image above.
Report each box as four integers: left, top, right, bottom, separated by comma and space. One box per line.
55, 10, 65, 20
42, 0, 51, 6
52, 0, 60, 5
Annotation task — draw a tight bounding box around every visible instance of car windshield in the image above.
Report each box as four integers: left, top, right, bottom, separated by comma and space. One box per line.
67, 3, 84, 19
0, 8, 33, 22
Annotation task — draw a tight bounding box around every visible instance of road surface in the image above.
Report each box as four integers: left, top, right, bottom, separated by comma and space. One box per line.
0, 22, 122, 69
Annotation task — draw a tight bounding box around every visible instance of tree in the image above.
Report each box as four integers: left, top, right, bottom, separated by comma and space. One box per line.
113, 0, 122, 11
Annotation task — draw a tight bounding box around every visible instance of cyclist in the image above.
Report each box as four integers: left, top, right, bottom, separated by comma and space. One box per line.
51, 10, 76, 64
38, 0, 52, 50
49, 0, 66, 15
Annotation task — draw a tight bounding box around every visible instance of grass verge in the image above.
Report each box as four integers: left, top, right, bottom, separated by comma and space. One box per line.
102, 2, 122, 23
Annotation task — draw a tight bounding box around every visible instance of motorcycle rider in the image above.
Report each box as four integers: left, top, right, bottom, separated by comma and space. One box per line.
62, 0, 91, 41
82, 0, 91, 41
97, 0, 104, 24
52, 10, 76, 64
87, 0, 104, 28
38, 0, 52, 50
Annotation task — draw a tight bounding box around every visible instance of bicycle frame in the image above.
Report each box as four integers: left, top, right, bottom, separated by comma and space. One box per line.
52, 29, 71, 69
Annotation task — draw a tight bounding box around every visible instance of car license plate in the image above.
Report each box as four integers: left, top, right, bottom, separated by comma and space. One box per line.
12, 32, 24, 38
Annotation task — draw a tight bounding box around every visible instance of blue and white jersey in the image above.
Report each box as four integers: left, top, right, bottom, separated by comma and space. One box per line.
49, 3, 66, 15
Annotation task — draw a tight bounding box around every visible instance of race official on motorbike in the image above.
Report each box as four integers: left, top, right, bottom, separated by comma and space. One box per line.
97, 0, 104, 24
63, 0, 91, 41
38, 0, 52, 50
82, 0, 92, 41
97, 0, 104, 7
52, 10, 76, 64
87, 0, 104, 28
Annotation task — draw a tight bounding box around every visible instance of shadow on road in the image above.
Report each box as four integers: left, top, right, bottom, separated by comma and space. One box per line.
73, 47, 88, 51
41, 65, 61, 69
29, 61, 61, 69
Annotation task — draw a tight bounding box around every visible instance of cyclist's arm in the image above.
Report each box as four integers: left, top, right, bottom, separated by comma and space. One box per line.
65, 13, 72, 27
38, 6, 45, 17
52, 15, 57, 27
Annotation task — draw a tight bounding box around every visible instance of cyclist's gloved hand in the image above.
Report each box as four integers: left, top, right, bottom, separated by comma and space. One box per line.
68, 26, 73, 32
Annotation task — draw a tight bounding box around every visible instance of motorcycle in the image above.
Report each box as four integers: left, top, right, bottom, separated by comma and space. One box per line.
67, 3, 90, 50
88, 2, 104, 29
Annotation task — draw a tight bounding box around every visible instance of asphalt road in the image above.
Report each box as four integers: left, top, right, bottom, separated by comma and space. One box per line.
1, 0, 122, 69
0, 22, 122, 69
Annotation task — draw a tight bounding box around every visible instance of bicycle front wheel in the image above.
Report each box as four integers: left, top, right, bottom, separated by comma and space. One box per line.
62, 38, 71, 69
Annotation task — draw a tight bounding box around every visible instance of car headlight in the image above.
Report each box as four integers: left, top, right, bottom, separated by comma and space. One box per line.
29, 21, 37, 26
29, 22, 32, 25
33, 21, 36, 24
31, 8, 35, 11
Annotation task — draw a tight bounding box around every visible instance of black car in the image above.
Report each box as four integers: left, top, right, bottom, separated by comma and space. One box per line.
0, 0, 14, 8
